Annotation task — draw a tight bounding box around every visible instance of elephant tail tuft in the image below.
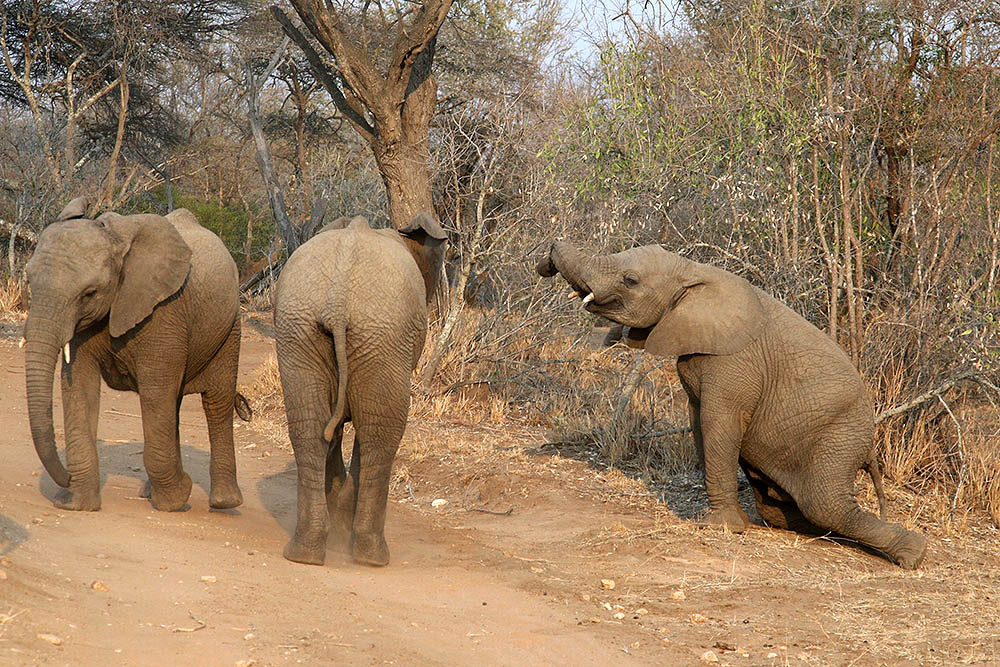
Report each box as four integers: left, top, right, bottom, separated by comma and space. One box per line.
865, 458, 888, 520
323, 316, 349, 442
234, 393, 253, 421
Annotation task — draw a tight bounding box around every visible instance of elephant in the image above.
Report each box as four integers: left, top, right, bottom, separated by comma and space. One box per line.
23, 197, 249, 512
536, 241, 928, 569
274, 212, 446, 566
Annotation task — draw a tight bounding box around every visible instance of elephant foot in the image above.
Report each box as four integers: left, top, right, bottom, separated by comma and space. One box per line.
209, 480, 244, 510
891, 530, 928, 570
352, 531, 389, 567
283, 538, 326, 566
52, 485, 101, 511
147, 472, 193, 512
700, 506, 750, 533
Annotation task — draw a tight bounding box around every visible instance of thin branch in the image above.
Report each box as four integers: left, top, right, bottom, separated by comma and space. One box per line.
874, 371, 996, 425
269, 5, 375, 142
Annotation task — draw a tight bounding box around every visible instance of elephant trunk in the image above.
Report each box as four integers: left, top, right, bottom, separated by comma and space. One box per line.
24, 312, 72, 488
538, 241, 614, 302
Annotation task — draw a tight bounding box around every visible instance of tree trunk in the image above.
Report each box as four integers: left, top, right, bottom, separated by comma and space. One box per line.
372, 39, 439, 229
277, 2, 451, 231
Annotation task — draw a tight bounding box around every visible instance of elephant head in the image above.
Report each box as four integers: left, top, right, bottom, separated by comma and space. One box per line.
23, 198, 192, 486
536, 241, 766, 357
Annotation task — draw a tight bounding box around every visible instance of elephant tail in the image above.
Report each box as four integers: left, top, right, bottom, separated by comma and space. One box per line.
865, 458, 888, 520
234, 392, 253, 422
322, 316, 349, 443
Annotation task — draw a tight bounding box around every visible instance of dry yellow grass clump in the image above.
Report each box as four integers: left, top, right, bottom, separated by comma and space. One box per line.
0, 277, 27, 318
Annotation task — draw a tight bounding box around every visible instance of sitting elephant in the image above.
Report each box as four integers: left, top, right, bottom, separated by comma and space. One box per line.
274, 212, 446, 566
536, 241, 927, 569
24, 197, 249, 512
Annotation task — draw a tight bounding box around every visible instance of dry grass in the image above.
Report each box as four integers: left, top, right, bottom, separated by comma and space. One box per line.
0, 277, 27, 318
414, 310, 698, 478
865, 314, 1000, 528
240, 284, 274, 312
238, 354, 291, 450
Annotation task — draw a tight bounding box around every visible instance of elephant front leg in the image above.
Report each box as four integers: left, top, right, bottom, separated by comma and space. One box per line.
697, 407, 750, 532
55, 351, 103, 511
138, 388, 192, 511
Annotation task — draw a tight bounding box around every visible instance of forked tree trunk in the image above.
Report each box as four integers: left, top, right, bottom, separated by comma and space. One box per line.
276, 1, 452, 231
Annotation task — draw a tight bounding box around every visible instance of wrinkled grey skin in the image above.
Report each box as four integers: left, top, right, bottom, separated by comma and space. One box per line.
537, 241, 928, 569
24, 198, 246, 512
274, 212, 446, 566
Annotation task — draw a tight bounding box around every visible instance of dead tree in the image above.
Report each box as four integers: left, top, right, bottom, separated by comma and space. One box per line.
271, 0, 452, 229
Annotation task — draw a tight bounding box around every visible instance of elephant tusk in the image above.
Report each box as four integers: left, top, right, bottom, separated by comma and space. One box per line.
64, 343, 71, 364
567, 290, 580, 300
582, 293, 595, 304
18, 337, 25, 348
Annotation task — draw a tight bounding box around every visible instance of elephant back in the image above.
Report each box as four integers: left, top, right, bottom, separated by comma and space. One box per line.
752, 288, 872, 417
167, 210, 239, 368
277, 226, 426, 336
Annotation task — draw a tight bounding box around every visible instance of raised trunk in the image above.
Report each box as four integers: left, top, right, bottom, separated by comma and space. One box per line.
545, 242, 612, 299
23, 321, 71, 487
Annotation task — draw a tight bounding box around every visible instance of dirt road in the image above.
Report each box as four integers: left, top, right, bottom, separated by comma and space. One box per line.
1, 319, 998, 665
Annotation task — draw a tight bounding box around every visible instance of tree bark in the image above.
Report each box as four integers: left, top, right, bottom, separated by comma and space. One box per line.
275, 0, 453, 229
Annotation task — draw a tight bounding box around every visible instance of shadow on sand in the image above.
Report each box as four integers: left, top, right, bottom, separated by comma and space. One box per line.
35, 439, 241, 515
0, 514, 28, 556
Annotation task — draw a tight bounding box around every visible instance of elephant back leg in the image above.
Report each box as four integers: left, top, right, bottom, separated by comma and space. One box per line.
197, 317, 243, 510
792, 430, 928, 569
342, 355, 410, 567
277, 324, 336, 565
325, 422, 352, 544
740, 459, 821, 534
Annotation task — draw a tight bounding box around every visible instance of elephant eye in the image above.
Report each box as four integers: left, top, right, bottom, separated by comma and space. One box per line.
82, 288, 97, 299
623, 273, 639, 288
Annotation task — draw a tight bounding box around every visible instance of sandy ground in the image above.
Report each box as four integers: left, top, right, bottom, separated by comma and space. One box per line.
1, 318, 998, 666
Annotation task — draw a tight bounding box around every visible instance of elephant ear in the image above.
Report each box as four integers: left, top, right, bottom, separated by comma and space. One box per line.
396, 212, 447, 302
55, 196, 90, 222
105, 215, 193, 338
398, 212, 447, 242
627, 261, 767, 357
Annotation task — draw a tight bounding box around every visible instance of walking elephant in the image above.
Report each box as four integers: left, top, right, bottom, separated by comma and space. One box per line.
536, 241, 927, 569
274, 212, 446, 566
24, 197, 249, 512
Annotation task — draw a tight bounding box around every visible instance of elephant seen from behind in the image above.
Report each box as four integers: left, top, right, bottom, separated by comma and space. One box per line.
536, 241, 927, 569
274, 212, 446, 567
24, 197, 249, 512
